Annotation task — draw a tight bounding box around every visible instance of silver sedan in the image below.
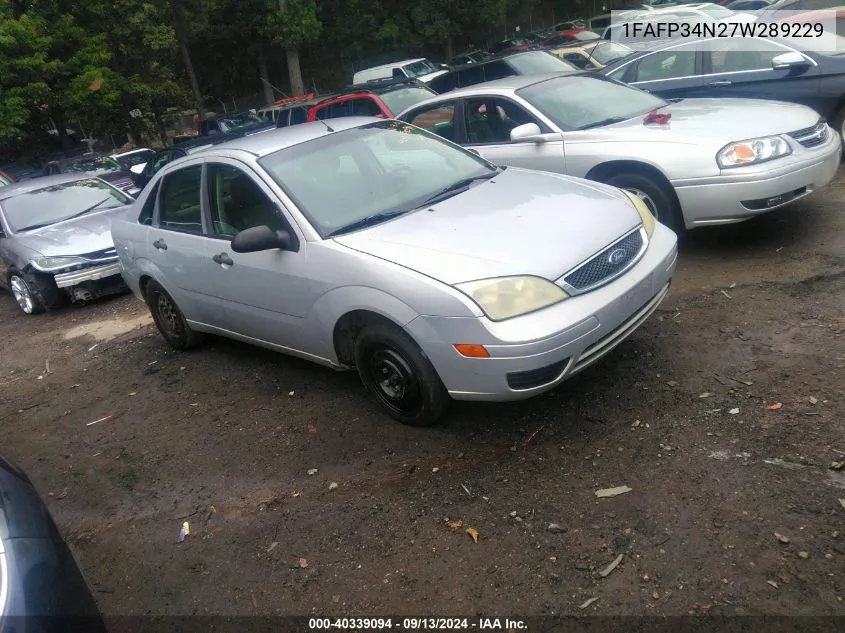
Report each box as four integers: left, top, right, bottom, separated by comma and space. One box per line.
396, 72, 841, 232
112, 118, 677, 426
0, 174, 132, 314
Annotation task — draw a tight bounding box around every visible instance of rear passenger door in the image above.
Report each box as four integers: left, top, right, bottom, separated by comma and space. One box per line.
460, 96, 565, 172
146, 162, 219, 324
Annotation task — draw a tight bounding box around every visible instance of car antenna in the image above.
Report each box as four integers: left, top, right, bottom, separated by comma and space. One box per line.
319, 119, 335, 133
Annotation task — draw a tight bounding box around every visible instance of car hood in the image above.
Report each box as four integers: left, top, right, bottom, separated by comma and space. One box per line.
333, 168, 642, 285
574, 98, 820, 143
13, 206, 128, 257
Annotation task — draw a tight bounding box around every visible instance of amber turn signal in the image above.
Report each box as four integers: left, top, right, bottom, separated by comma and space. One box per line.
453, 344, 490, 358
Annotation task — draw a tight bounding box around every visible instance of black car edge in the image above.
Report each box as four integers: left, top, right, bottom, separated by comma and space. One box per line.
0, 455, 106, 632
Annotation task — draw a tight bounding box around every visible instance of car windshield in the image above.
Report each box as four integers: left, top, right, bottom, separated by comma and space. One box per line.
60, 156, 121, 173
592, 41, 636, 64
403, 60, 440, 78
518, 74, 666, 130
114, 150, 154, 169
507, 50, 578, 73
258, 121, 497, 237
378, 86, 437, 115
1, 178, 130, 233
217, 112, 264, 132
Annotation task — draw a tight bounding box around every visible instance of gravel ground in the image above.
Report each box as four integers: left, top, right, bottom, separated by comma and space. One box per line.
1, 171, 844, 618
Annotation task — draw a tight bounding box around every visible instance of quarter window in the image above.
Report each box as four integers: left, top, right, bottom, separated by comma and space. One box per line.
138, 181, 160, 226
705, 39, 788, 73
158, 166, 203, 233
206, 164, 285, 238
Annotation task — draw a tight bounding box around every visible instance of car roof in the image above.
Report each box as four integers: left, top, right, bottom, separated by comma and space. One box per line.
0, 173, 107, 201
357, 58, 427, 73
172, 117, 380, 159
436, 71, 581, 96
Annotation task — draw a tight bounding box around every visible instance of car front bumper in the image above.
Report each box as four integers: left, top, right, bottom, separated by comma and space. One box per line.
672, 127, 841, 228
404, 223, 678, 401
53, 261, 123, 288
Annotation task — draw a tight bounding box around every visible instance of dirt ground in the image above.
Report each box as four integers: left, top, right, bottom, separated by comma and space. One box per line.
1, 172, 844, 619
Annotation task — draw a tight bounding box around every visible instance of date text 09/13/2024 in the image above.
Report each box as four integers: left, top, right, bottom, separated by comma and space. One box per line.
308, 618, 528, 630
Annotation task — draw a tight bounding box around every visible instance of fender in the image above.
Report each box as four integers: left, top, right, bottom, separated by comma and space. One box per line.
308, 285, 421, 363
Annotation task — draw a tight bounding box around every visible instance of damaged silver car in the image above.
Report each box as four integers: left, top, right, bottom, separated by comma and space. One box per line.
0, 174, 132, 315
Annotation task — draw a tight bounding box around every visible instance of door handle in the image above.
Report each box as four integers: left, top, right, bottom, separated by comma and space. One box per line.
152, 238, 167, 251
212, 252, 234, 266
709, 80, 732, 87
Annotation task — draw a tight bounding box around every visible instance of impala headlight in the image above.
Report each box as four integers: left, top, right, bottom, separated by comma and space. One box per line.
622, 190, 655, 237
455, 276, 568, 321
30, 256, 89, 272
717, 136, 792, 169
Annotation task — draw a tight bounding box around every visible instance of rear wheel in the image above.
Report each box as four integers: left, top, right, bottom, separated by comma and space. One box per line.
144, 280, 205, 350
604, 171, 683, 235
353, 323, 449, 426
832, 106, 845, 150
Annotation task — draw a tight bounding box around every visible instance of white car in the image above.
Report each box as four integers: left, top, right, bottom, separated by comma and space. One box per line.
352, 58, 449, 85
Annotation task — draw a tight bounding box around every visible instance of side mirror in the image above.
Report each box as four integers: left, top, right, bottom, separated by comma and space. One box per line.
231, 225, 291, 253
772, 52, 810, 70
510, 122, 548, 143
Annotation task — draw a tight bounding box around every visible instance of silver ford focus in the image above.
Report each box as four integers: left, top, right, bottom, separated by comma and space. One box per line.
112, 118, 678, 426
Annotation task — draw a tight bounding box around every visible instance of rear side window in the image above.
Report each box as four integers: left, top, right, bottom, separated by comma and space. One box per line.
484, 60, 516, 81
138, 181, 160, 226
428, 73, 457, 94
457, 65, 485, 87
158, 166, 203, 233
290, 106, 309, 124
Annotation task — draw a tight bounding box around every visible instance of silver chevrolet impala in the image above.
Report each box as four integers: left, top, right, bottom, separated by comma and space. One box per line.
0, 175, 131, 314
396, 72, 841, 232
112, 118, 678, 426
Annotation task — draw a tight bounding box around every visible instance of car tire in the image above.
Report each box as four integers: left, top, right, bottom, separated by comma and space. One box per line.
8, 273, 45, 315
353, 323, 450, 426
144, 280, 205, 350
604, 172, 683, 235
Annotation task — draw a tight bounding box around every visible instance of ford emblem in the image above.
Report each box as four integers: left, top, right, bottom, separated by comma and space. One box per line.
608, 248, 628, 265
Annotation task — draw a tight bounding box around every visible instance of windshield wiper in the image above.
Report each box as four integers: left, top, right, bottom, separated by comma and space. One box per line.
577, 116, 631, 130
326, 210, 409, 237
417, 171, 498, 207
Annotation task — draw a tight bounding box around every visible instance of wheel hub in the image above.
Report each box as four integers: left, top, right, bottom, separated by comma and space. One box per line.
10, 276, 35, 314
156, 293, 182, 335
368, 347, 421, 415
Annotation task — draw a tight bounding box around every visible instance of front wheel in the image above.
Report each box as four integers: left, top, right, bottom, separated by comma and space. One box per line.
145, 280, 205, 350
604, 172, 683, 235
9, 273, 44, 315
354, 323, 449, 426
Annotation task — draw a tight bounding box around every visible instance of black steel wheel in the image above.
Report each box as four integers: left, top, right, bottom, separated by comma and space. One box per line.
354, 323, 449, 426
145, 280, 205, 350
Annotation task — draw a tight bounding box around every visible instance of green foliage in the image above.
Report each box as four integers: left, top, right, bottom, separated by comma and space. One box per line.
264, 0, 321, 49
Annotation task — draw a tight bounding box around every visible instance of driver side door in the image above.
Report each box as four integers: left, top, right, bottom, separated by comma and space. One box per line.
201, 159, 322, 351
459, 96, 566, 173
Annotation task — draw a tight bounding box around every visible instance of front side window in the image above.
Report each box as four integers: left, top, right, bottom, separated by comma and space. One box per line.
0, 178, 130, 233
506, 51, 577, 74
206, 164, 285, 237
518, 74, 666, 130
705, 38, 789, 73
158, 166, 203, 233
463, 98, 542, 144
259, 121, 496, 237
632, 48, 697, 82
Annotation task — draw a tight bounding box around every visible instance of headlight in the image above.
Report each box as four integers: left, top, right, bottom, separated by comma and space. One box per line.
621, 190, 655, 237
30, 256, 89, 272
455, 275, 568, 321
717, 136, 792, 169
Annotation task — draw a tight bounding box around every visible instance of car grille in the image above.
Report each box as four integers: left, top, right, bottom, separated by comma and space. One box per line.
78, 247, 118, 262
788, 119, 828, 148
561, 228, 646, 294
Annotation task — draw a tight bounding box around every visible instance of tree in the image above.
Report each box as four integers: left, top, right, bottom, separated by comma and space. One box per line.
264, 0, 321, 96
409, 0, 509, 59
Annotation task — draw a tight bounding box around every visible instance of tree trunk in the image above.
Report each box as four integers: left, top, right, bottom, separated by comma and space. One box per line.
176, 23, 205, 121
258, 48, 275, 105
53, 110, 72, 152
445, 36, 454, 61
151, 103, 169, 147
285, 47, 305, 96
